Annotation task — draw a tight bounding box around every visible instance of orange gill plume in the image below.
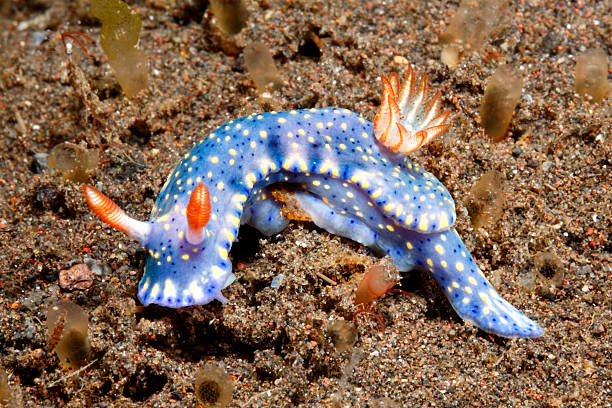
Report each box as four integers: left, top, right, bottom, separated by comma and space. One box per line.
185, 183, 211, 245
373, 65, 453, 155
83, 185, 151, 244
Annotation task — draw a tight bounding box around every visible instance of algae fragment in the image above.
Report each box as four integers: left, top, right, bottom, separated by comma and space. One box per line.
574, 48, 610, 103
46, 300, 91, 370
480, 65, 522, 142
48, 142, 99, 183
91, 0, 148, 97
209, 0, 248, 35
244, 42, 283, 92
466, 170, 504, 229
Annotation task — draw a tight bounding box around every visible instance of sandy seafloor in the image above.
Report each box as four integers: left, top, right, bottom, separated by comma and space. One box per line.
0, 0, 610, 407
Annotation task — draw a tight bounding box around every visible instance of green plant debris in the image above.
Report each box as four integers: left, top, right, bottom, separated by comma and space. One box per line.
91, 0, 148, 97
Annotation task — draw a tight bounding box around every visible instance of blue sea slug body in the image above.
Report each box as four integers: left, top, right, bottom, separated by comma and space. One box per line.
84, 66, 543, 338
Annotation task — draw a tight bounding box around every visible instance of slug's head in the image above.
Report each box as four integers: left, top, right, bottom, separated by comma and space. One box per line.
83, 183, 231, 308
373, 65, 453, 155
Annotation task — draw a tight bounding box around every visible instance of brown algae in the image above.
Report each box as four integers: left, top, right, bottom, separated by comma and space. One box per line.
48, 142, 99, 183
439, 0, 509, 67
46, 300, 91, 370
244, 42, 283, 93
326, 320, 357, 353
91, 0, 148, 97
0, 367, 12, 407
209, 0, 248, 35
466, 170, 505, 229
480, 65, 523, 141
574, 48, 610, 103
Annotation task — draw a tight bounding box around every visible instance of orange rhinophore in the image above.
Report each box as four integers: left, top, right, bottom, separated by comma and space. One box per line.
83, 185, 150, 244
186, 183, 211, 245
373, 65, 452, 155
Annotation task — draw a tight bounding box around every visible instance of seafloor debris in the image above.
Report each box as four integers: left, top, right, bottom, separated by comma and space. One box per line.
91, 0, 148, 97
244, 42, 283, 93
46, 300, 91, 370
194, 363, 234, 408
48, 142, 99, 183
574, 48, 610, 103
209, 0, 248, 35
0, 367, 12, 407
480, 65, 523, 141
59, 263, 94, 290
534, 251, 564, 288
326, 319, 357, 353
466, 170, 504, 229
439, 0, 509, 68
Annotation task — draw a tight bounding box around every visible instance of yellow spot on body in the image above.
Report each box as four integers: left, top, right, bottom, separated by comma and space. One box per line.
181, 254, 189, 260
217, 181, 224, 190
418, 218, 428, 231
480, 293, 490, 304
219, 247, 228, 259
150, 284, 160, 298
260, 130, 267, 138
178, 231, 184, 239
465, 286, 473, 294
191, 156, 197, 162
304, 114, 311, 119
235, 123, 242, 129
469, 277, 477, 285
308, 136, 315, 143
317, 122, 324, 129
441, 260, 447, 268
456, 262, 464, 271
243, 129, 249, 136
483, 307, 490, 315
462, 297, 470, 305
251, 141, 256, 148
339, 143, 346, 150
229, 149, 237, 156
341, 123, 347, 130
164, 224, 170, 230
452, 281, 460, 288
313, 180, 321, 186
406, 241, 413, 250
372, 189, 381, 199
386, 225, 394, 231
346, 191, 354, 198
166, 256, 172, 262
210, 156, 219, 164
435, 244, 444, 255
278, 117, 286, 123
427, 258, 433, 267
298, 129, 305, 135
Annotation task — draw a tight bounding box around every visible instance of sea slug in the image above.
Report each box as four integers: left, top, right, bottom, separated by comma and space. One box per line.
83, 66, 543, 338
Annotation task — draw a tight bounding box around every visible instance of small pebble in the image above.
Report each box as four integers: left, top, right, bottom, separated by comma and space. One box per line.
59, 263, 94, 290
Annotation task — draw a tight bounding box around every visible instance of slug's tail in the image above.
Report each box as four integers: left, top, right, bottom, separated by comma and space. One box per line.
416, 229, 543, 338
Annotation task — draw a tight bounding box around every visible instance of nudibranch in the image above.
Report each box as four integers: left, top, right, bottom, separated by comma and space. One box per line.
84, 65, 543, 338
